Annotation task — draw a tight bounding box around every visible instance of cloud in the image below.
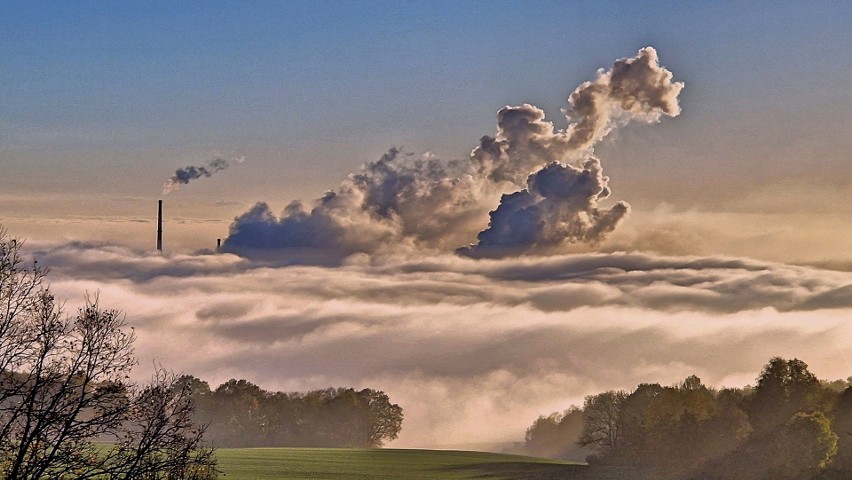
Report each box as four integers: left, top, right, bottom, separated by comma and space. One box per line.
222, 47, 683, 261
459, 158, 630, 257
222, 147, 488, 263
472, 47, 682, 185
27, 241, 852, 448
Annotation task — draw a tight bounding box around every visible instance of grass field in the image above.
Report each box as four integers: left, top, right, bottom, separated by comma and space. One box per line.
214, 448, 593, 480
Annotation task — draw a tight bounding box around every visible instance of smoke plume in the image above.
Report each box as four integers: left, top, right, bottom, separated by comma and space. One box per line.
162, 156, 245, 195
223, 47, 682, 260
458, 158, 630, 257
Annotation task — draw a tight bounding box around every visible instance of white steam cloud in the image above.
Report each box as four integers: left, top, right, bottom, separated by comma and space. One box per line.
162, 155, 245, 196
458, 158, 630, 257
223, 47, 683, 261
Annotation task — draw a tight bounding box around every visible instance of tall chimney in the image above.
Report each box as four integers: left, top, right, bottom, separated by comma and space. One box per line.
157, 200, 163, 251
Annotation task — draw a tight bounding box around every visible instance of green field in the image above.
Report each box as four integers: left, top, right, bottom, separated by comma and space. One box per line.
214, 448, 592, 480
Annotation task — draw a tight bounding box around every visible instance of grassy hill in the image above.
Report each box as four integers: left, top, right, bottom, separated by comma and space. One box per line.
214, 448, 595, 480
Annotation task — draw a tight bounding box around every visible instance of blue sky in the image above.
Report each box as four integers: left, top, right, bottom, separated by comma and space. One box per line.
1, 0, 850, 257
5, 1, 847, 151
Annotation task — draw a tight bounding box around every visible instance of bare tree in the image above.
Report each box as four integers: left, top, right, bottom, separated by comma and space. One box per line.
104, 368, 217, 480
0, 229, 216, 479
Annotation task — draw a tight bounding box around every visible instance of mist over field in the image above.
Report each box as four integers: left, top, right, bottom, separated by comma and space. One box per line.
28, 240, 852, 448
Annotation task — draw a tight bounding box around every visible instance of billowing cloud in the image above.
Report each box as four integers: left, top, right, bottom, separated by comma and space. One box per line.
459, 158, 630, 257
471, 47, 682, 185
163, 156, 245, 196
222, 47, 683, 261
222, 147, 480, 263
28, 241, 852, 448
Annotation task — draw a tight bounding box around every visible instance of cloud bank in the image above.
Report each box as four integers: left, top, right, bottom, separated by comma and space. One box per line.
223, 47, 683, 261
29, 241, 852, 448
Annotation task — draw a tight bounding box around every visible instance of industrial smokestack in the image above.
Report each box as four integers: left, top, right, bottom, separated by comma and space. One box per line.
157, 200, 163, 251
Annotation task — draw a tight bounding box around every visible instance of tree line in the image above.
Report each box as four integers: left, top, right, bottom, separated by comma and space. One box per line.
524, 358, 852, 480
174, 376, 403, 448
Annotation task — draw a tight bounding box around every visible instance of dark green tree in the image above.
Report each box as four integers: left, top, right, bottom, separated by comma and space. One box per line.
209, 379, 268, 447
770, 411, 838, 479
748, 357, 825, 435
188, 383, 403, 448
357, 388, 403, 447
824, 386, 852, 478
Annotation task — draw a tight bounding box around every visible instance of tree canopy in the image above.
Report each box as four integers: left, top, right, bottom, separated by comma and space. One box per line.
524, 358, 852, 480
180, 376, 403, 448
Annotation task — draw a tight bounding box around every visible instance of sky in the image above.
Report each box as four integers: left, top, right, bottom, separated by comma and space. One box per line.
2, 1, 851, 449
